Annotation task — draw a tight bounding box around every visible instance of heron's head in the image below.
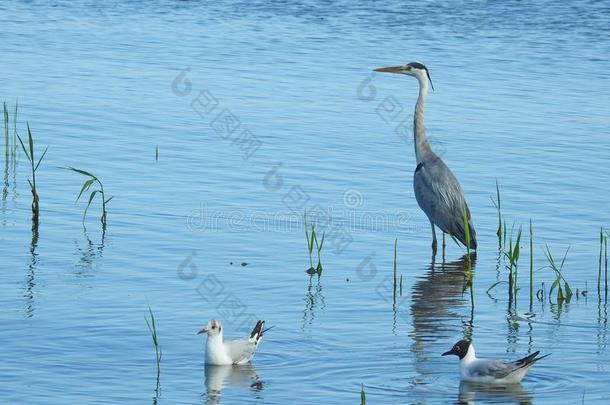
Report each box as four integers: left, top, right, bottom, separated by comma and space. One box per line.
442, 339, 471, 359
197, 319, 222, 337
373, 61, 434, 90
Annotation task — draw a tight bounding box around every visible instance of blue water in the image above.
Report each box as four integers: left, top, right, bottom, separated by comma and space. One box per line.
1, 1, 610, 404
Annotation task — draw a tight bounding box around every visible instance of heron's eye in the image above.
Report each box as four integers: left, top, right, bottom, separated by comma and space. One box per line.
211, 325, 216, 329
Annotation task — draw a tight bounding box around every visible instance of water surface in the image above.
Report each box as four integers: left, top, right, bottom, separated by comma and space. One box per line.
1, 1, 610, 404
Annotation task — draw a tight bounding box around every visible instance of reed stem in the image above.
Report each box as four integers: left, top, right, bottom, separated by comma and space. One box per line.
530, 219, 534, 312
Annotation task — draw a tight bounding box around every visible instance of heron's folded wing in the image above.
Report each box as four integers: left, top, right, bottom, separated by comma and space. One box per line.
414, 156, 476, 246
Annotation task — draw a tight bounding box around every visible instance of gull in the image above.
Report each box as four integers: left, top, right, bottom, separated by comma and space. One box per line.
198, 319, 269, 365
442, 340, 550, 384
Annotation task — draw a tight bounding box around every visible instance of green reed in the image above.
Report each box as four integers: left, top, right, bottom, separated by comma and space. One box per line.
544, 244, 572, 303
492, 179, 502, 238
599, 230, 603, 293
17, 124, 48, 225
3, 101, 19, 168
65, 167, 113, 230
393, 238, 398, 298
304, 212, 325, 274
360, 384, 366, 405
462, 207, 475, 311
529, 220, 534, 308
604, 234, 610, 295
598, 229, 603, 295
145, 306, 162, 392
13, 102, 18, 159
505, 227, 522, 305
3, 102, 8, 163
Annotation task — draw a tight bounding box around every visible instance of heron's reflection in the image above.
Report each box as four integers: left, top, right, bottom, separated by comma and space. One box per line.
457, 381, 533, 405
410, 253, 476, 371
204, 363, 262, 404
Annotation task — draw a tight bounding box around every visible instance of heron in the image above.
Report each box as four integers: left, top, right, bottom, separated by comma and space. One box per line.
373, 61, 477, 253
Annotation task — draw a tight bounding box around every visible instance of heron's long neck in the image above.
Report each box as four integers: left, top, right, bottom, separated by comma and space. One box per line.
413, 79, 431, 164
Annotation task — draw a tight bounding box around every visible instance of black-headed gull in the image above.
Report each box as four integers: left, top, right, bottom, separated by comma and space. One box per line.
442, 340, 549, 384
198, 319, 269, 365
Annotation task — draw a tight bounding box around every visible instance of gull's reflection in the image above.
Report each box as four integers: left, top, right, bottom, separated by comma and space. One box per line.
410, 253, 476, 372
204, 363, 262, 404
457, 381, 533, 405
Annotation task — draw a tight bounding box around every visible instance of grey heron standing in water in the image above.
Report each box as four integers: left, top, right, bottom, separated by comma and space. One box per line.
374, 62, 477, 253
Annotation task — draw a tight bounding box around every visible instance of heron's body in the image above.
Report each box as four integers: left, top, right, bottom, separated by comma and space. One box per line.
374, 62, 477, 252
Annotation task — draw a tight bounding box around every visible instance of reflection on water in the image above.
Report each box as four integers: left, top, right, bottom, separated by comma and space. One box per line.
1, 0, 610, 403
302, 274, 325, 330
410, 254, 476, 372
24, 225, 39, 318
204, 364, 262, 404
457, 382, 533, 405
598, 295, 608, 353
75, 229, 105, 275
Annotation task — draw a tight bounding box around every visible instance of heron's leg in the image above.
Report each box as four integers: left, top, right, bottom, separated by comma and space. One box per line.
430, 221, 437, 254
442, 233, 446, 262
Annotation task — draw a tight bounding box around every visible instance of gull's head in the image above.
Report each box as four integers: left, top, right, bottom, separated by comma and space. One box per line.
197, 319, 222, 337
373, 61, 434, 90
442, 339, 471, 359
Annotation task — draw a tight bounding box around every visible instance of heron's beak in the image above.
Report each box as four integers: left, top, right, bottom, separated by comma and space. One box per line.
442, 348, 456, 356
197, 328, 208, 335
373, 66, 404, 74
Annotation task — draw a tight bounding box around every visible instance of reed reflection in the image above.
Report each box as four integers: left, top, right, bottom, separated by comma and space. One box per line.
302, 274, 325, 330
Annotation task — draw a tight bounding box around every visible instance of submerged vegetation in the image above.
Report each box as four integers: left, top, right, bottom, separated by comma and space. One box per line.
360, 384, 366, 405
65, 167, 112, 231
529, 220, 534, 308
17, 124, 48, 226
145, 306, 162, 394
304, 211, 325, 274
598, 230, 608, 296
505, 226, 522, 306
484, 183, 602, 308
544, 244, 573, 303
461, 207, 475, 314
3, 101, 19, 175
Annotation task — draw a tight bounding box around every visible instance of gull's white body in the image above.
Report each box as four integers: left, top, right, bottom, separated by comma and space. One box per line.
200, 320, 266, 366
457, 344, 541, 384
